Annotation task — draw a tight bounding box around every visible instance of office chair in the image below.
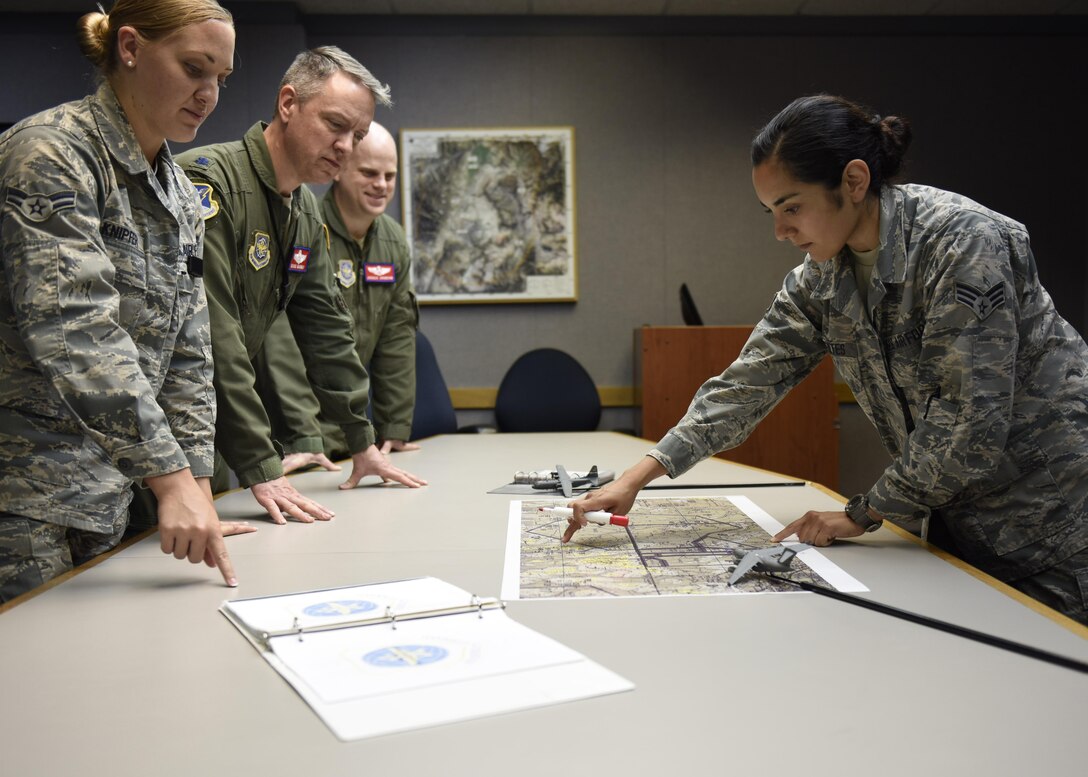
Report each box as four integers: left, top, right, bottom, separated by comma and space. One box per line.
493, 348, 601, 433
409, 330, 459, 440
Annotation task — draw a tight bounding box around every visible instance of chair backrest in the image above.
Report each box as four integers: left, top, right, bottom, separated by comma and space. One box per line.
494, 348, 601, 433
680, 282, 704, 326
410, 330, 459, 440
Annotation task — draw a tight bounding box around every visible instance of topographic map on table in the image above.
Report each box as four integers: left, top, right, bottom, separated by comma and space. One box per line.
501, 495, 867, 599
401, 127, 575, 303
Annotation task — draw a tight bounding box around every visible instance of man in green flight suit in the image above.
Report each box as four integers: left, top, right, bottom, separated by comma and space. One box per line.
253, 122, 421, 474
178, 47, 426, 525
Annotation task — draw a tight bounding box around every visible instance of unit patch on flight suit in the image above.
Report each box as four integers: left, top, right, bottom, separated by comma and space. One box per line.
5, 188, 76, 222
194, 183, 219, 220
248, 230, 271, 270
336, 259, 357, 288
954, 281, 1005, 320
364, 262, 395, 283
288, 245, 310, 273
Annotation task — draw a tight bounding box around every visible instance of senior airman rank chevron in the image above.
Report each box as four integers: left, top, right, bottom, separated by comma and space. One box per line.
288, 245, 310, 273
5, 187, 76, 222
364, 262, 395, 283
954, 281, 1005, 320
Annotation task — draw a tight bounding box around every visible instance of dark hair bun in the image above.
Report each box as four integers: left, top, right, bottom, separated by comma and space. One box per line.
878, 115, 913, 180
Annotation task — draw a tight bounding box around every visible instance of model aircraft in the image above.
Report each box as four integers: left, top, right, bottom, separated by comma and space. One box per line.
530, 465, 604, 498
727, 543, 813, 587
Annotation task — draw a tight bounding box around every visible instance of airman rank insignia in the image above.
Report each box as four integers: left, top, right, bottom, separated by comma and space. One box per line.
194, 183, 219, 220
954, 281, 1005, 320
248, 230, 271, 270
364, 262, 395, 283
336, 259, 357, 287
288, 245, 310, 273
5, 187, 76, 222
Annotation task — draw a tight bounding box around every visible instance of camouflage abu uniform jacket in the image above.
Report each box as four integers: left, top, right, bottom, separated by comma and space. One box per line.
253, 194, 418, 456
0, 83, 214, 533
652, 184, 1088, 583
177, 124, 375, 488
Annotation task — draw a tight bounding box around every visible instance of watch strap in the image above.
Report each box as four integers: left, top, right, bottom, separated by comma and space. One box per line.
846, 494, 881, 532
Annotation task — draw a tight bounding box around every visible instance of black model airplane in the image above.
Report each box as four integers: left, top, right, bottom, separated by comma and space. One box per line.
530, 465, 603, 498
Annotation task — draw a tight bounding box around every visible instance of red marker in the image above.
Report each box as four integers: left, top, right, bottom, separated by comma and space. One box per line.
539, 506, 630, 527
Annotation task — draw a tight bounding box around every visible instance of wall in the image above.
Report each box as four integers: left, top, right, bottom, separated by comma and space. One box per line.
314, 22, 1085, 391
310, 15, 1087, 493
2, 11, 1085, 492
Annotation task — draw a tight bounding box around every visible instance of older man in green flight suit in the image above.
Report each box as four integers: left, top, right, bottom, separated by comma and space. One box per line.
253, 122, 421, 474
178, 48, 426, 526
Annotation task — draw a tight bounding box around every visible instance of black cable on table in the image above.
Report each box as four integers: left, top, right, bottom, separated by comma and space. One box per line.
763, 573, 1088, 675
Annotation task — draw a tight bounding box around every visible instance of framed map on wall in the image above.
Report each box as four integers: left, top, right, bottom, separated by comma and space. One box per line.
401, 127, 576, 304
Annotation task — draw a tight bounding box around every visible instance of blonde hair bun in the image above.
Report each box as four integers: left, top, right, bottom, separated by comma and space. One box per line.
76, 11, 112, 69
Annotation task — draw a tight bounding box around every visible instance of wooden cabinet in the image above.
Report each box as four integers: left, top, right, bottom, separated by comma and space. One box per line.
637, 326, 839, 489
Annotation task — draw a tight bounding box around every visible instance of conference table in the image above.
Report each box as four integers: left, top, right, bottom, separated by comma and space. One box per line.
1, 432, 1085, 777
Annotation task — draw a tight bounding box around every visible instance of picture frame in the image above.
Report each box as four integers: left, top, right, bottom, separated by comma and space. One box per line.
400, 126, 576, 304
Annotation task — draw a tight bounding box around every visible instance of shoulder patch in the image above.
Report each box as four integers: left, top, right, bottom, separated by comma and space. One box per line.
5, 187, 76, 222
193, 183, 219, 220
954, 281, 1005, 320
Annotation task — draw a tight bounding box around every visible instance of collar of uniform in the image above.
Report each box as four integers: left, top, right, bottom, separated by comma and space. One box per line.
803, 251, 845, 303
321, 188, 353, 244
91, 82, 161, 177
321, 188, 379, 247
810, 255, 868, 324
877, 186, 909, 287
243, 122, 290, 200
804, 186, 906, 306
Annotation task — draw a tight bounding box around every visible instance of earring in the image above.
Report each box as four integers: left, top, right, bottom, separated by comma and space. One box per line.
127, 60, 134, 67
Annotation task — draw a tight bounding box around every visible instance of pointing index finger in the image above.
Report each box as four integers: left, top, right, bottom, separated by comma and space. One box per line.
772, 521, 799, 543
210, 535, 238, 587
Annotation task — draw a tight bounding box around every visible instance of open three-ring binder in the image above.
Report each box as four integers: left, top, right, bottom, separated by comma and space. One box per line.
221, 577, 633, 741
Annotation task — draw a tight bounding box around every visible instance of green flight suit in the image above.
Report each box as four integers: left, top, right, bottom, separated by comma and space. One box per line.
177, 124, 375, 490
253, 192, 418, 460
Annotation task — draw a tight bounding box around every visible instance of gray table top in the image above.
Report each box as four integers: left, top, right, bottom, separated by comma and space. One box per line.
2, 432, 1085, 777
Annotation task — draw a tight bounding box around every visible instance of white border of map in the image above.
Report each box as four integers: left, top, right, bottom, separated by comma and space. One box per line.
401, 127, 576, 304
501, 495, 867, 599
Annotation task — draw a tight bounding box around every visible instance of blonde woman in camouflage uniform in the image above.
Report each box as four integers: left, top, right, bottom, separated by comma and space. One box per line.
567, 95, 1088, 625
0, 0, 245, 602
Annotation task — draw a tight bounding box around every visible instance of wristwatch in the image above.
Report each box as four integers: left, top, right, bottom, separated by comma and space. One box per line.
845, 494, 882, 533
